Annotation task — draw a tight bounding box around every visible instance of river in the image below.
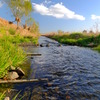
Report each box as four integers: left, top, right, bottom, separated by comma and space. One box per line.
11, 36, 100, 100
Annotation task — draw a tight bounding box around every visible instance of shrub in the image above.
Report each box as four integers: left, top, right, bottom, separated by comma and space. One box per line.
9, 28, 16, 35
69, 32, 85, 39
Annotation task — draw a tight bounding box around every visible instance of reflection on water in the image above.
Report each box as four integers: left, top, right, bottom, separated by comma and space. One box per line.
10, 37, 100, 99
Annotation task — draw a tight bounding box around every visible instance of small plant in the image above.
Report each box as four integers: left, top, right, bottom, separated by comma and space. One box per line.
9, 28, 16, 35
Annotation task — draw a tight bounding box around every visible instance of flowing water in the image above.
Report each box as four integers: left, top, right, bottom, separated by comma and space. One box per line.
13, 37, 100, 100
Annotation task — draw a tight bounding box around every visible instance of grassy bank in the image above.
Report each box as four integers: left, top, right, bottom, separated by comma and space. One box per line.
0, 17, 40, 78
46, 32, 100, 52
0, 33, 39, 79
0, 17, 40, 98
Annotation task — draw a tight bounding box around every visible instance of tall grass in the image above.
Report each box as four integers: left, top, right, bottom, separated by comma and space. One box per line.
93, 45, 100, 52
0, 91, 5, 100
0, 27, 39, 78
0, 90, 25, 100
0, 37, 26, 78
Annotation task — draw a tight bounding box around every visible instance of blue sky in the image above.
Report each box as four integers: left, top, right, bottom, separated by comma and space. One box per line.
0, 0, 100, 33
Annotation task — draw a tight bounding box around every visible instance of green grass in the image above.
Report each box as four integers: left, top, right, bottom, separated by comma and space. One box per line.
0, 32, 38, 78
0, 19, 39, 98
0, 39, 26, 78
93, 45, 100, 52
0, 91, 5, 100
0, 27, 6, 34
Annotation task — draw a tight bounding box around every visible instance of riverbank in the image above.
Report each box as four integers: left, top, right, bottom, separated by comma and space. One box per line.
0, 17, 40, 79
45, 32, 100, 52
0, 18, 40, 99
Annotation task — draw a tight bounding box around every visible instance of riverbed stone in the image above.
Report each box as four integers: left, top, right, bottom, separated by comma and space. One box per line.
7, 72, 19, 80
47, 82, 53, 87
16, 67, 25, 77
87, 43, 94, 47
9, 65, 15, 71
57, 44, 61, 47
46, 43, 50, 47
4, 97, 10, 100
40, 44, 44, 47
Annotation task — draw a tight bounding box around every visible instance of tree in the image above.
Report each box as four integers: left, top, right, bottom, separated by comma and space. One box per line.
30, 20, 40, 34
83, 30, 87, 33
93, 21, 100, 34
58, 30, 64, 35
89, 30, 94, 34
3, 0, 33, 29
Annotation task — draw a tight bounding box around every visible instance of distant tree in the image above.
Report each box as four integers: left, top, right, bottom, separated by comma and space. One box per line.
58, 30, 64, 35
89, 30, 94, 34
3, 0, 33, 29
83, 30, 87, 33
93, 21, 100, 34
25, 17, 34, 27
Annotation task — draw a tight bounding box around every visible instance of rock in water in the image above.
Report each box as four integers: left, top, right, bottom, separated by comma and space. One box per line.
16, 67, 25, 77
7, 72, 19, 80
87, 43, 94, 47
40, 44, 44, 47
4, 97, 10, 100
46, 43, 49, 47
57, 44, 61, 47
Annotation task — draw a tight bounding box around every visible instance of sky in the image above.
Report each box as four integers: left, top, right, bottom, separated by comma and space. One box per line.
0, 0, 100, 33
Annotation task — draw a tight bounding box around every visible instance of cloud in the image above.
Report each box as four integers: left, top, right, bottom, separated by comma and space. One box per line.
0, 1, 3, 7
32, 3, 85, 20
91, 14, 100, 20
44, 0, 52, 4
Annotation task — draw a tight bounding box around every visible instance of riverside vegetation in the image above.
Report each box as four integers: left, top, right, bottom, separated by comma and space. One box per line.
0, 18, 39, 79
0, 18, 40, 99
0, 0, 40, 99
46, 32, 100, 52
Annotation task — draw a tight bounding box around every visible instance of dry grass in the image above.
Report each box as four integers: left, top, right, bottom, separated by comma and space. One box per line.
0, 17, 40, 37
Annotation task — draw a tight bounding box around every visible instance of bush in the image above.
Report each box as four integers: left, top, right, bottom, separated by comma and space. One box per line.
60, 39, 77, 45
69, 32, 85, 39
9, 28, 16, 35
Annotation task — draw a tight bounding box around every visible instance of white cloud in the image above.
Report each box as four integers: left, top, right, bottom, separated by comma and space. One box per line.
32, 3, 85, 20
44, 0, 52, 4
91, 14, 100, 20
0, 1, 3, 7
